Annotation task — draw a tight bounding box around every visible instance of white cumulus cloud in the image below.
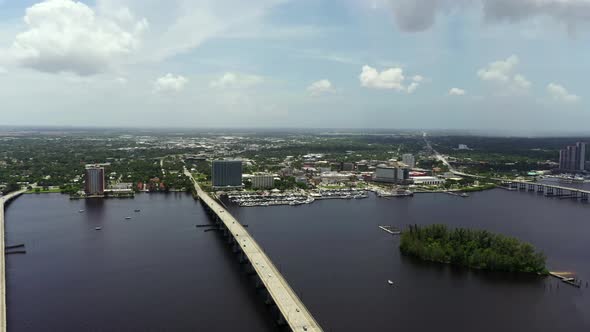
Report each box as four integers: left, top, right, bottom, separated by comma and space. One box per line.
307, 79, 335, 96
3, 0, 148, 76
359, 65, 423, 93
154, 73, 188, 93
477, 55, 531, 93
449, 88, 466, 96
209, 72, 263, 89
547, 83, 580, 103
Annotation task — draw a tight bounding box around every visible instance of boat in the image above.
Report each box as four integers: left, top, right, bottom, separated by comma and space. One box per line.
78, 209, 85, 213
460, 193, 469, 197
387, 280, 394, 285
134, 209, 141, 212
95, 226, 102, 230
125, 216, 132, 220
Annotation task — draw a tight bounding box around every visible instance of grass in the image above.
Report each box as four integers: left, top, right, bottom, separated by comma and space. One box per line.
25, 188, 63, 194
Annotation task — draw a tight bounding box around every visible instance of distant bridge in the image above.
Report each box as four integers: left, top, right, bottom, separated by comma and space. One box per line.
184, 169, 323, 331
451, 170, 590, 200
423, 134, 590, 202
1, 189, 25, 332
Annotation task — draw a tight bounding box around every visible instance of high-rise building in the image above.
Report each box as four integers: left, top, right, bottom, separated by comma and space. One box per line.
575, 142, 586, 171
85, 165, 105, 195
374, 165, 410, 184
559, 142, 586, 172
212, 160, 243, 188
401, 154, 416, 168
251, 174, 274, 189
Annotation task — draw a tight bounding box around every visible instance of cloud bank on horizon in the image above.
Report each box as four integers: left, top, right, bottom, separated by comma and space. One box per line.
0, 0, 588, 132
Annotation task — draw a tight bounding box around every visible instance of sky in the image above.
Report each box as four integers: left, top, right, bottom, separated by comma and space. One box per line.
0, 0, 589, 133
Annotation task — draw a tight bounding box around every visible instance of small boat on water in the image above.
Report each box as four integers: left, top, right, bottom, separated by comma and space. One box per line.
388, 280, 394, 286
78, 209, 85, 213
125, 216, 132, 220
95, 226, 102, 230
460, 193, 469, 197
134, 209, 140, 212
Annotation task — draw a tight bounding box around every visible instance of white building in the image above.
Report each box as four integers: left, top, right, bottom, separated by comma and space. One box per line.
458, 144, 469, 150
401, 154, 416, 168
251, 174, 275, 189
411, 176, 445, 186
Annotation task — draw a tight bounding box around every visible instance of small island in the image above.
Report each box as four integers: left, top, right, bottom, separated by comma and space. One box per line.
400, 224, 548, 275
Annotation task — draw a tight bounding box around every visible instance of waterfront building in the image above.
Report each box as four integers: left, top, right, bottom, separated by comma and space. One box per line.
559, 142, 586, 172
251, 174, 275, 189
374, 165, 410, 184
576, 142, 586, 171
411, 176, 445, 186
212, 160, 243, 188
401, 154, 416, 168
374, 166, 397, 183
84, 165, 105, 195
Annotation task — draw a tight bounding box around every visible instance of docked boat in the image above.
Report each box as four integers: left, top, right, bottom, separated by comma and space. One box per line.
460, 193, 469, 197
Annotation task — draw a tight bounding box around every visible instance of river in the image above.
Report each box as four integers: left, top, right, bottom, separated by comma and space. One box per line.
5, 190, 590, 331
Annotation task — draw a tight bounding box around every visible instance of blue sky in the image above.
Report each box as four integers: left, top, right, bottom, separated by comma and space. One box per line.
0, 0, 589, 133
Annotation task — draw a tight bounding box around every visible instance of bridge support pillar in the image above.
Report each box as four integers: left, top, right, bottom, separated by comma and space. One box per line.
537, 185, 544, 193
265, 292, 275, 306
276, 313, 287, 326
239, 251, 249, 264
545, 187, 554, 196
255, 276, 265, 289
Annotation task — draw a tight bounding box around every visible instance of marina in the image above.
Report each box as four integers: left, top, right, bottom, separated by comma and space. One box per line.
225, 189, 368, 207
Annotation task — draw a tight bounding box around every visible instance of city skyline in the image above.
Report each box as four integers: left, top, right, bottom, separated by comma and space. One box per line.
0, 0, 589, 132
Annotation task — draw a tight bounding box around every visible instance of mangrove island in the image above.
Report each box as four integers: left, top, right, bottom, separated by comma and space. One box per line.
400, 224, 548, 274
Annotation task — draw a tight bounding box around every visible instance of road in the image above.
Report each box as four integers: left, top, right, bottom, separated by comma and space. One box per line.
0, 189, 25, 332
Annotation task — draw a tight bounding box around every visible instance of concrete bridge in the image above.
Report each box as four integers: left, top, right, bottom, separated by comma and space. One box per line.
452, 170, 590, 201
184, 169, 322, 331
500, 179, 590, 200
1, 189, 25, 332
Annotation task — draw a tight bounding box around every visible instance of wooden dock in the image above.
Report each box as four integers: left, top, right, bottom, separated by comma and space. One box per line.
378, 225, 401, 235
549, 271, 581, 288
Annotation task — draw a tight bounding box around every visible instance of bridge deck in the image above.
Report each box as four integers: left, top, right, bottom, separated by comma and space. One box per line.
185, 170, 322, 332
452, 171, 590, 194
1, 190, 25, 332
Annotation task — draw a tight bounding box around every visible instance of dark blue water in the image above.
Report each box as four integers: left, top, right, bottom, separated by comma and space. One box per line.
5, 193, 276, 332
228, 189, 590, 332
5, 190, 590, 331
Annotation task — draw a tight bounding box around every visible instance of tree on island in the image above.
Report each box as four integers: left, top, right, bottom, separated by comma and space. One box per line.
400, 224, 548, 275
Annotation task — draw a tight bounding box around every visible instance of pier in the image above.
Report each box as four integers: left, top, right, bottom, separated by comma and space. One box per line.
1, 189, 25, 332
378, 225, 401, 235
549, 271, 582, 288
184, 169, 322, 331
